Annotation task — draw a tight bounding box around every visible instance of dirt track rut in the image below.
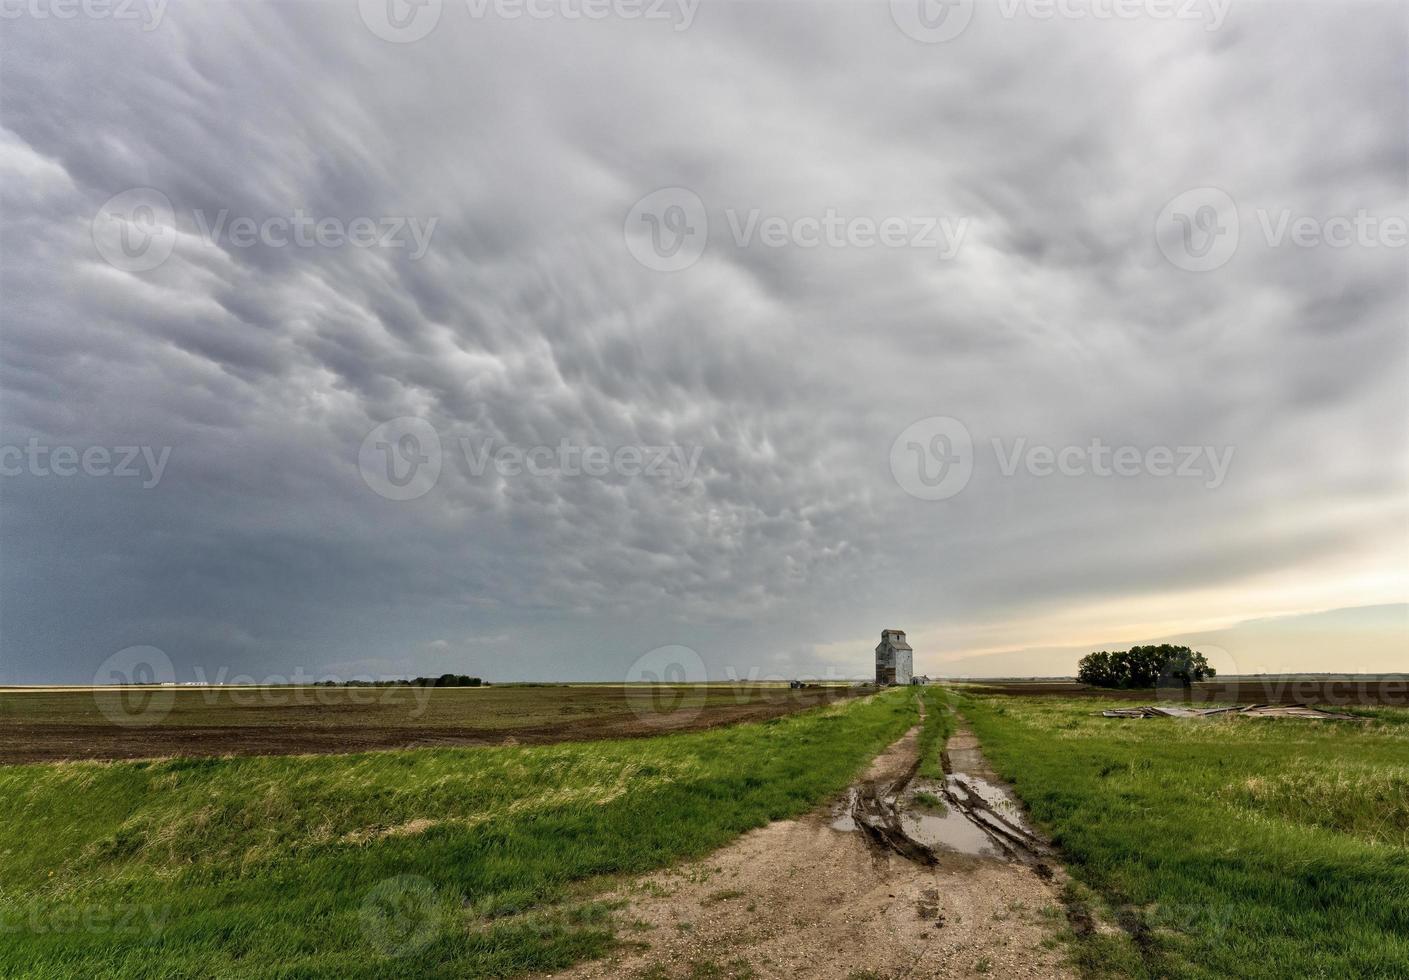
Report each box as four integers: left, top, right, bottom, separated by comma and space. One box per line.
543, 715, 1076, 979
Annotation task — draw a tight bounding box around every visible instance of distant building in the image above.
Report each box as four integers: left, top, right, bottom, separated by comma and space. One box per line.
875, 629, 913, 686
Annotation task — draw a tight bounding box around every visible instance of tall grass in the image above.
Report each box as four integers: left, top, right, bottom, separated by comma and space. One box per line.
0, 690, 917, 978
960, 695, 1409, 979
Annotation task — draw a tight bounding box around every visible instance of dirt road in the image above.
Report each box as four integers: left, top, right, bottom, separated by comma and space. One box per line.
546, 718, 1076, 979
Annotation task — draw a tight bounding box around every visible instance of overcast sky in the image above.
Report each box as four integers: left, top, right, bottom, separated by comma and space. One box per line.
1, 0, 1405, 684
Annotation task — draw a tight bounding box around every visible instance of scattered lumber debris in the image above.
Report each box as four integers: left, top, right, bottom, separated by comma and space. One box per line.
1101, 703, 1359, 720
1101, 705, 1234, 718
1238, 704, 1361, 720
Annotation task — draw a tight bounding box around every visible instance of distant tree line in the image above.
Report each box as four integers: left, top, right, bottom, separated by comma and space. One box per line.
314, 674, 483, 688
1077, 645, 1215, 690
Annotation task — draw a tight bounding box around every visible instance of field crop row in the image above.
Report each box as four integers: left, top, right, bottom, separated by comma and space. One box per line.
0, 684, 861, 763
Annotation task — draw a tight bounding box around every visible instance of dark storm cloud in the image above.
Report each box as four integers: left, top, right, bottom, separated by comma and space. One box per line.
0, 1, 1404, 682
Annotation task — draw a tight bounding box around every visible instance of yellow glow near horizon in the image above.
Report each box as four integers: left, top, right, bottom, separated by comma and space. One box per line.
818, 537, 1408, 675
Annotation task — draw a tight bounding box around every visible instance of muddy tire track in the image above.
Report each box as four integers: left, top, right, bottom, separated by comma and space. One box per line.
848, 714, 1053, 875
848, 754, 939, 866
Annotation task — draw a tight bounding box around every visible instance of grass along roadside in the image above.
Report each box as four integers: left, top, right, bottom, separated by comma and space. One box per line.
0, 688, 918, 979
958, 694, 1409, 978
916, 684, 957, 779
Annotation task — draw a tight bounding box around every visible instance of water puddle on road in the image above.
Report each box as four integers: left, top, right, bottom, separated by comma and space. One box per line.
901, 779, 1002, 857
831, 730, 1051, 868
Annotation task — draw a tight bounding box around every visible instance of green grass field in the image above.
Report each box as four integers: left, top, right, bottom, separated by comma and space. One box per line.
959, 694, 1409, 979
6, 683, 1398, 979
0, 688, 935, 979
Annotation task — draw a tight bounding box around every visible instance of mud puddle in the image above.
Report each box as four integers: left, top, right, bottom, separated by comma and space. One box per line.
829, 783, 998, 859
901, 778, 1004, 858
832, 723, 1052, 872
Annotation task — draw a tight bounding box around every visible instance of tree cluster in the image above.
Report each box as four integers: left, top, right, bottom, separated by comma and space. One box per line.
313, 674, 483, 688
1076, 645, 1215, 689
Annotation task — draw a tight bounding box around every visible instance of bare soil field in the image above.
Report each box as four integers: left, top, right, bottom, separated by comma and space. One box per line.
960, 677, 1408, 706
0, 684, 858, 764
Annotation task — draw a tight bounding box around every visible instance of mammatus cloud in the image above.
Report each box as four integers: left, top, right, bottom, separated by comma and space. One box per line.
0, 1, 1404, 683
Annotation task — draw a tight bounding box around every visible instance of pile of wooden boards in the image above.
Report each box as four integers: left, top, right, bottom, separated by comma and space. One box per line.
1100, 703, 1359, 720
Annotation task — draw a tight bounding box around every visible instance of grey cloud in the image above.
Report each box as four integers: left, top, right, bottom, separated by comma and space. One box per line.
0, 1, 1404, 683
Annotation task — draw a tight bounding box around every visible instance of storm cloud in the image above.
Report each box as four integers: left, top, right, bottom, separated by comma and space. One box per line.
1, 0, 1405, 683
